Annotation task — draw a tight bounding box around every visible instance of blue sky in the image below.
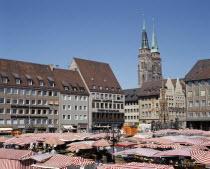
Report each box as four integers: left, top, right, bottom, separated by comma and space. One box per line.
0, 0, 210, 89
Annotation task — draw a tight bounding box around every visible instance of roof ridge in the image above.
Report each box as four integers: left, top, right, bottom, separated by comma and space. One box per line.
74, 57, 109, 65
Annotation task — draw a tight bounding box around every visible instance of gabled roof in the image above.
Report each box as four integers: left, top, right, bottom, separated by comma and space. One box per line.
0, 58, 56, 90
123, 88, 140, 102
53, 68, 88, 95
73, 58, 123, 94
185, 59, 210, 81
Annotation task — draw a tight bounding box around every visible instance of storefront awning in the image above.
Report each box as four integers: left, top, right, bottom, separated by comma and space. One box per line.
0, 128, 13, 133
62, 125, 76, 130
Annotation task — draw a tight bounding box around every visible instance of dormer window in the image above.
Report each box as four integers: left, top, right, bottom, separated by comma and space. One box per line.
37, 76, 44, 86
112, 87, 115, 91
62, 81, 69, 90
99, 86, 102, 90
73, 87, 77, 91
13, 73, 21, 84
25, 74, 33, 85
80, 87, 85, 92
64, 86, 69, 90
92, 85, 96, 89
106, 87, 109, 91
117, 88, 121, 91
47, 77, 55, 87
0, 72, 8, 83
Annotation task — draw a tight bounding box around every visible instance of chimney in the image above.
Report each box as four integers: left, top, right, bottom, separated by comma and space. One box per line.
49, 64, 54, 71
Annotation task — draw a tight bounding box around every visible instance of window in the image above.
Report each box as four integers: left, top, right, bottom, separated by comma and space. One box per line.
19, 99, 24, 104
54, 110, 58, 115
19, 89, 24, 95
67, 115, 71, 119
38, 91, 42, 96
201, 90, 206, 96
201, 81, 206, 86
13, 88, 18, 94
15, 79, 21, 84
28, 79, 33, 85
2, 77, 8, 83
62, 95, 66, 100
43, 91, 48, 96
188, 101, 193, 107
19, 119, 24, 124
106, 87, 109, 91
84, 115, 87, 120
79, 115, 83, 120
43, 110, 47, 114
32, 100, 36, 105
25, 110, 29, 114
194, 81, 199, 86
0, 98, 4, 103
112, 87, 115, 91
49, 110, 52, 115
75, 115, 78, 120
67, 95, 71, 100
63, 115, 66, 119
188, 82, 192, 87
202, 112, 207, 117
37, 100, 42, 105
75, 96, 78, 101
73, 87, 77, 91
0, 119, 4, 124
54, 92, 58, 96
49, 91, 53, 96
39, 81, 44, 86
50, 82, 55, 87
99, 86, 102, 90
79, 96, 83, 101
37, 119, 41, 124
12, 109, 17, 114
43, 100, 47, 105
13, 119, 17, 124
68, 105, 71, 110
31, 110, 36, 114
63, 105, 66, 110
31, 119, 36, 124
19, 109, 24, 114
195, 100, 200, 107
75, 106, 78, 110
25, 100, 30, 104
6, 119, 11, 124
6, 109, 10, 114
43, 119, 47, 124
0, 109, 4, 114
156, 112, 159, 116
48, 119, 52, 124
37, 110, 41, 114
54, 119, 58, 124
202, 100, 206, 107
194, 90, 199, 96
92, 85, 96, 89
188, 91, 192, 97
84, 106, 87, 111
25, 119, 29, 124
12, 99, 17, 104
79, 106, 82, 110
6, 88, 11, 94
64, 86, 69, 90
189, 113, 193, 118
32, 90, 36, 95
195, 112, 200, 117
0, 88, 4, 93
26, 90, 31, 95
96, 93, 99, 99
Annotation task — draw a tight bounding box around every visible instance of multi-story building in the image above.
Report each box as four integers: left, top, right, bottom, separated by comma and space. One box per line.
185, 59, 210, 130
69, 58, 125, 131
53, 68, 89, 132
0, 59, 60, 133
138, 21, 162, 88
138, 78, 186, 128
0, 59, 90, 133
123, 88, 140, 125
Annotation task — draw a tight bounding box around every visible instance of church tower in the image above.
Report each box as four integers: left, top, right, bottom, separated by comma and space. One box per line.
138, 20, 162, 88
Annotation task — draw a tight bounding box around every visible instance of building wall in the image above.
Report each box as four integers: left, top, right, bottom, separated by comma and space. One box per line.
124, 101, 139, 125
59, 93, 89, 132
186, 79, 210, 130
0, 86, 59, 133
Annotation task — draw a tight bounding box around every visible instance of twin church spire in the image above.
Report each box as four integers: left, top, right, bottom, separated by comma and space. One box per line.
140, 19, 159, 53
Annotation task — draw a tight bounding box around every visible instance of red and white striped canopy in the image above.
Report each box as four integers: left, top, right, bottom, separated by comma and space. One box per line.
176, 129, 204, 135
153, 148, 195, 157
67, 143, 93, 152
4, 137, 44, 145
113, 148, 161, 157
115, 142, 138, 148
143, 138, 173, 145
190, 150, 210, 165
97, 162, 174, 169
0, 148, 35, 160
155, 129, 178, 134
32, 155, 95, 168
135, 144, 184, 149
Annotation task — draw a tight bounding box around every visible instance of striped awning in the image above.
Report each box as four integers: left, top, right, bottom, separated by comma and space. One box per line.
97, 162, 174, 169
113, 148, 161, 157
153, 148, 195, 157
190, 150, 210, 165
0, 148, 35, 160
143, 138, 173, 145
32, 155, 95, 168
4, 137, 44, 146
115, 142, 138, 148
135, 144, 184, 149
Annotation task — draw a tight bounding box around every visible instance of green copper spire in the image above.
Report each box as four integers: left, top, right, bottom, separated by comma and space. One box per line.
151, 22, 159, 53
140, 18, 150, 50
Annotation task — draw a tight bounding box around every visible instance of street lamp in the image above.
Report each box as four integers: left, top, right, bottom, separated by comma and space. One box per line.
105, 123, 121, 164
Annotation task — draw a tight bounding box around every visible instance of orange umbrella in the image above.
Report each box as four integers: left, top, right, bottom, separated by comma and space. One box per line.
92, 139, 111, 147
44, 137, 65, 145
0, 137, 8, 142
